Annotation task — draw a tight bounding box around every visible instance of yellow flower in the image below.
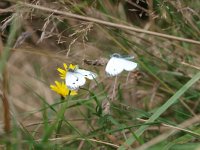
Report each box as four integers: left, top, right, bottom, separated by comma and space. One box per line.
50, 81, 77, 97
57, 63, 78, 79
68, 64, 77, 70
57, 63, 68, 79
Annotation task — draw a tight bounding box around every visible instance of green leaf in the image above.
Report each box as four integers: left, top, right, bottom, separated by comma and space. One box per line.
118, 71, 200, 150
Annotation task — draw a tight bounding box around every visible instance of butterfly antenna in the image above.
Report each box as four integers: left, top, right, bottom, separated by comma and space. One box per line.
124, 55, 135, 60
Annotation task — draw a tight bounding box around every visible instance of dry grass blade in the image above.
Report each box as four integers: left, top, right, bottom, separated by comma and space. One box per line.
136, 115, 200, 150
0, 1, 199, 149
35, 136, 120, 148
119, 71, 200, 150
0, 36, 10, 133
18, 2, 200, 45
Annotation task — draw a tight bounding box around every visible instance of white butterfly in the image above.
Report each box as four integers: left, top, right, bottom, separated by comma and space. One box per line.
65, 65, 97, 90
105, 53, 137, 76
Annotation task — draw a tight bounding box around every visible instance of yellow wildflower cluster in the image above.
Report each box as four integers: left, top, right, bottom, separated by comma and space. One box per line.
50, 63, 77, 97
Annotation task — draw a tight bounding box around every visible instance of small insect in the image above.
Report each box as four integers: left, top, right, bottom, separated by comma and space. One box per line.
65, 64, 97, 90
83, 58, 108, 66
105, 53, 137, 76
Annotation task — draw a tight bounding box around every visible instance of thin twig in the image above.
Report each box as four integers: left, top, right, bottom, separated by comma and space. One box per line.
35, 137, 120, 148
125, 72, 131, 85
149, 82, 159, 109
180, 99, 196, 116
136, 118, 200, 136
181, 62, 200, 70
111, 76, 118, 101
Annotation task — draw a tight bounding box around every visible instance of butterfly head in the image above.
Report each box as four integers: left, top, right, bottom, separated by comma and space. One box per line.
68, 64, 78, 72
111, 53, 135, 60
111, 53, 121, 58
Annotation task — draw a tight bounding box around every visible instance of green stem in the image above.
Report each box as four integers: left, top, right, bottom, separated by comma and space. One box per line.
55, 91, 71, 138
41, 91, 71, 144
55, 101, 67, 137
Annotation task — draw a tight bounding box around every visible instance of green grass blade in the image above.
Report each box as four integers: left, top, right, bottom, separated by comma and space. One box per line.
0, 13, 21, 75
118, 71, 200, 150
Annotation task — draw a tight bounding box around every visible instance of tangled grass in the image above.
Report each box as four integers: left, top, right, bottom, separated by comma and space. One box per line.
0, 0, 200, 149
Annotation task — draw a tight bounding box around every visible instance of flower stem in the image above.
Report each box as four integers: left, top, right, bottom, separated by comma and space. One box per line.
55, 91, 71, 138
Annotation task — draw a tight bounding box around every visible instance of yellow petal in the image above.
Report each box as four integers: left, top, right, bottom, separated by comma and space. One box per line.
50, 81, 78, 97
50, 85, 56, 91
69, 64, 77, 70
63, 63, 67, 70
57, 68, 65, 74
57, 67, 67, 79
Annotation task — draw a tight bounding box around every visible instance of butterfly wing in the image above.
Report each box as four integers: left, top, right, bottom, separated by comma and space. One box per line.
105, 57, 124, 76
65, 72, 86, 90
76, 69, 97, 80
120, 59, 137, 71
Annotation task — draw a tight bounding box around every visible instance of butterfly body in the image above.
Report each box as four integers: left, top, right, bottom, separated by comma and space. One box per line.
105, 53, 137, 76
65, 65, 97, 90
